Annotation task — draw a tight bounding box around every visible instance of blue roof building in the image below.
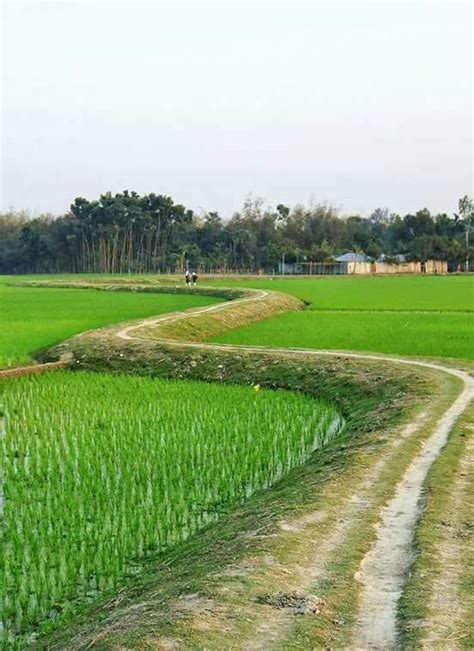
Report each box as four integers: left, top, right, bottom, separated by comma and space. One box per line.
335, 252, 370, 263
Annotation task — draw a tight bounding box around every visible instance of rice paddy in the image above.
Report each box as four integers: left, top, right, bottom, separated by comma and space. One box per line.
0, 283, 221, 368
1, 273, 472, 645
0, 371, 342, 643
214, 309, 474, 359
209, 276, 474, 359
202, 275, 474, 312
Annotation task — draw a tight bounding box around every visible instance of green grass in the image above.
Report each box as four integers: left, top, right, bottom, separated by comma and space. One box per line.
398, 404, 474, 648
201, 275, 474, 312
214, 309, 474, 359
3, 273, 472, 363
201, 275, 474, 359
5, 274, 473, 311
1, 371, 341, 645
0, 284, 221, 368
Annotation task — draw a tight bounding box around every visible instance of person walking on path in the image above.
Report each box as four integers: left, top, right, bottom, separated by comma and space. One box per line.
192, 271, 198, 287
185, 270, 191, 286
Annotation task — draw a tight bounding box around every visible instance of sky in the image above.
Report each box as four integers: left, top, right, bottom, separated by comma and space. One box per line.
1, 1, 472, 218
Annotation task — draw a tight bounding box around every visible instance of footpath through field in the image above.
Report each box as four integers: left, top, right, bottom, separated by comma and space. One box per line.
112, 289, 474, 649
5, 280, 473, 648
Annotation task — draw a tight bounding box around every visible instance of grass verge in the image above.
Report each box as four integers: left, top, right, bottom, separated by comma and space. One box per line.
398, 404, 474, 649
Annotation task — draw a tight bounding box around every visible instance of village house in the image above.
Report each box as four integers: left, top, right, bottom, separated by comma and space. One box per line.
279, 253, 447, 275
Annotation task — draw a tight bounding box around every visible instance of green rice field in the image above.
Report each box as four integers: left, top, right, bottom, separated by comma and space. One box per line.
208, 276, 474, 359
0, 283, 220, 368
203, 275, 474, 312
2, 275, 472, 362
1, 275, 472, 361
215, 309, 473, 359
1, 371, 341, 642
1, 273, 472, 644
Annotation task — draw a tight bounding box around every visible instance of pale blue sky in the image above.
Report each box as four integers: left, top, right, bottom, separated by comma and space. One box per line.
1, 1, 472, 217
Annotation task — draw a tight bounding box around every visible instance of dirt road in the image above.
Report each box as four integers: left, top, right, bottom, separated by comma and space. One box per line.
115, 292, 474, 648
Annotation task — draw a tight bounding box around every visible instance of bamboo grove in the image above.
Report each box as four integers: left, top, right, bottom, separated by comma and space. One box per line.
1, 193, 472, 275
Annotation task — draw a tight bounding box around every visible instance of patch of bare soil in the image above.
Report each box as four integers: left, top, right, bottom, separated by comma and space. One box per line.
278, 511, 327, 533
151, 637, 182, 650
255, 591, 323, 615
175, 594, 215, 613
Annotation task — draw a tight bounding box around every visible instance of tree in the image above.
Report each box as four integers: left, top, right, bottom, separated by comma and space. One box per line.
0, 212, 29, 273
456, 195, 474, 269
310, 239, 335, 262
0, 194, 467, 274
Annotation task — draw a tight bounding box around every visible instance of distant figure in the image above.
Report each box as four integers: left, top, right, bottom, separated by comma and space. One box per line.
192, 271, 198, 287
185, 270, 191, 286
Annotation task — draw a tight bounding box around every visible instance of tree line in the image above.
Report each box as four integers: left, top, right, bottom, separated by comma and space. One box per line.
1, 192, 472, 274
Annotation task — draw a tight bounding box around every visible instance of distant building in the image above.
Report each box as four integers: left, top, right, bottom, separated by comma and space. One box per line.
278, 254, 447, 275
344, 257, 446, 275
335, 252, 446, 275
378, 254, 407, 263
335, 253, 370, 263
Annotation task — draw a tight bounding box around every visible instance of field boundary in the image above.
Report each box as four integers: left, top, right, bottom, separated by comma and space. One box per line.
0, 356, 72, 380
6, 279, 474, 648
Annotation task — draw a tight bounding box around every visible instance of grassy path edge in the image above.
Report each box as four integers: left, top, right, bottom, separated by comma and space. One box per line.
399, 404, 474, 649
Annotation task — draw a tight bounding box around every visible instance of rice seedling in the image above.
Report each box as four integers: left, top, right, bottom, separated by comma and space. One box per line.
0, 371, 342, 643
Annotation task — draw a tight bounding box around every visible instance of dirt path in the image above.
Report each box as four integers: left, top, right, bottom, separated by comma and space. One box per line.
0, 356, 71, 379
8, 284, 471, 647
231, 414, 430, 651
114, 298, 474, 649
115, 288, 272, 340
352, 378, 473, 650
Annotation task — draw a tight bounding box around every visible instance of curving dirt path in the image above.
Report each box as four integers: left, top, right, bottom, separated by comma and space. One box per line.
6, 282, 473, 647
352, 373, 473, 650
114, 290, 474, 649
